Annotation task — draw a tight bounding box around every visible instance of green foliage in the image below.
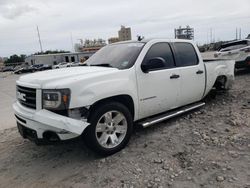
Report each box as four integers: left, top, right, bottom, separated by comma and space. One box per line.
4, 54, 26, 64
34, 50, 70, 55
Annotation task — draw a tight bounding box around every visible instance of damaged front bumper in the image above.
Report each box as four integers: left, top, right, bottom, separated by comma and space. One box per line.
13, 101, 90, 141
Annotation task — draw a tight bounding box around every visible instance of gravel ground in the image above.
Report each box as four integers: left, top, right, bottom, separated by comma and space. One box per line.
0, 73, 20, 130
0, 70, 249, 188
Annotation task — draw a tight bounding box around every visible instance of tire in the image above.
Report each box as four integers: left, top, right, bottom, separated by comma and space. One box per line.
215, 76, 226, 90
84, 102, 133, 156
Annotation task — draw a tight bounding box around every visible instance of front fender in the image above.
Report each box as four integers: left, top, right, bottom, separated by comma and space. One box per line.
69, 69, 139, 120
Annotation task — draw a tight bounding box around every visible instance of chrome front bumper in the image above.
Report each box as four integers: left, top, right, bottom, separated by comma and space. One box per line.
13, 101, 90, 140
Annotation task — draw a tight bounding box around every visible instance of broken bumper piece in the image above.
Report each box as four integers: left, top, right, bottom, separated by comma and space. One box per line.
13, 101, 90, 141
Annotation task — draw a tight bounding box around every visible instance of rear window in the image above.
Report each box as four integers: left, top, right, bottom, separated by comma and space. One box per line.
220, 44, 247, 52
220, 40, 249, 50
174, 43, 199, 67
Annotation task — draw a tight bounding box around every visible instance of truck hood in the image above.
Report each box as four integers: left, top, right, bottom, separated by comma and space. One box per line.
17, 66, 119, 88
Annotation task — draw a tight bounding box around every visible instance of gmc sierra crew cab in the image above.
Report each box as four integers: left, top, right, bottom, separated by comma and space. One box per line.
13, 39, 235, 155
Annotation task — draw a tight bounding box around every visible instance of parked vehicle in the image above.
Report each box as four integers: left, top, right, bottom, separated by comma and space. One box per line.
52, 62, 71, 69
40, 64, 52, 71
3, 66, 14, 72
71, 62, 80, 67
13, 39, 235, 155
215, 39, 250, 69
14, 66, 33, 74
15, 64, 41, 74
31, 64, 44, 71
14, 64, 53, 74
13, 66, 22, 71
32, 64, 52, 71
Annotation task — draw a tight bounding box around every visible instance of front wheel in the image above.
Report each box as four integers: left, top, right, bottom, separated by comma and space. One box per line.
84, 102, 133, 155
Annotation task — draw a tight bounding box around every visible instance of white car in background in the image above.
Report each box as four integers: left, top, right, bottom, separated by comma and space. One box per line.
52, 62, 72, 69
215, 39, 250, 69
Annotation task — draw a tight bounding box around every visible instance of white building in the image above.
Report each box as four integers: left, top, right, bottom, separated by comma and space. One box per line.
25, 52, 95, 66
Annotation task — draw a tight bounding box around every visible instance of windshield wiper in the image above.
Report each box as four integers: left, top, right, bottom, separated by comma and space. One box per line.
90, 63, 113, 68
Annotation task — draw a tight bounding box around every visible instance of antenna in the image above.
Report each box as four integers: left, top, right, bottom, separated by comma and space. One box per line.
137, 35, 144, 41
37, 26, 43, 52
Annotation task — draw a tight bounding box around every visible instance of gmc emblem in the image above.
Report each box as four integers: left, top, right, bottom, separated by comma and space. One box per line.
17, 92, 26, 101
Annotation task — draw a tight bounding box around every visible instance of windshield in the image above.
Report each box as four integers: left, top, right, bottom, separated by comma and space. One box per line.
86, 42, 145, 69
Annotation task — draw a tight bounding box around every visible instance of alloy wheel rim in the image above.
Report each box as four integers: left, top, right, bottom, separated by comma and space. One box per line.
95, 111, 128, 149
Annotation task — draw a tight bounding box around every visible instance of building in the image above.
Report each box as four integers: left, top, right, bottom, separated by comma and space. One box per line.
118, 26, 132, 41
75, 39, 106, 52
25, 52, 95, 66
108, 37, 120, 44
108, 26, 132, 44
175, 25, 194, 40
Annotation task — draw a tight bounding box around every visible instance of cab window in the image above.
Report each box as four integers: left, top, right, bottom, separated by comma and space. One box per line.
174, 43, 199, 67
143, 42, 175, 71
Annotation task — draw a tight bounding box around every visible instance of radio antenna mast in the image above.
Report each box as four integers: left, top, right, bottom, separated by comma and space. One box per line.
37, 25, 43, 52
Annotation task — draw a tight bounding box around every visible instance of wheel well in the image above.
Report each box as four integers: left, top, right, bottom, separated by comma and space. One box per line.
213, 75, 227, 89
89, 95, 135, 119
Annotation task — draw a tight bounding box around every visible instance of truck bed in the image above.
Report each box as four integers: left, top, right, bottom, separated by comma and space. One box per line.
203, 59, 235, 97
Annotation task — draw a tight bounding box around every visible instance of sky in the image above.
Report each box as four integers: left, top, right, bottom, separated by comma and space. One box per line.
0, 0, 249, 57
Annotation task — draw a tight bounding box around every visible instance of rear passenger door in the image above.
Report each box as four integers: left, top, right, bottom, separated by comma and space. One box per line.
137, 42, 181, 119
173, 42, 205, 107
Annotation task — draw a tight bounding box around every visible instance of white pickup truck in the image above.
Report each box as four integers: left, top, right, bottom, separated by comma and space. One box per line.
13, 39, 235, 155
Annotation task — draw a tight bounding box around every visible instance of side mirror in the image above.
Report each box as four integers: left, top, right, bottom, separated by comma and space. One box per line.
141, 57, 166, 73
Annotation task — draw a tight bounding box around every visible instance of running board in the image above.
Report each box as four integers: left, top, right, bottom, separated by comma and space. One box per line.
138, 102, 205, 128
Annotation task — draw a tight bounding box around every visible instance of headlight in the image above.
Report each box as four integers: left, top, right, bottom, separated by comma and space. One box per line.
42, 89, 70, 110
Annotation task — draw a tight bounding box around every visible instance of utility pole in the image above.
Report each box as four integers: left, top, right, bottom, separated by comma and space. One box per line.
37, 26, 43, 52
70, 32, 74, 52
239, 28, 242, 40
210, 28, 212, 44
206, 30, 209, 44
236, 28, 238, 40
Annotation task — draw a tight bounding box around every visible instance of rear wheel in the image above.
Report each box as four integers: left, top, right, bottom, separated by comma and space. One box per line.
84, 102, 133, 155
214, 76, 227, 90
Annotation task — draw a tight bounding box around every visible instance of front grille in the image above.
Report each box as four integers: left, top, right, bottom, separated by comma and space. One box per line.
17, 85, 36, 109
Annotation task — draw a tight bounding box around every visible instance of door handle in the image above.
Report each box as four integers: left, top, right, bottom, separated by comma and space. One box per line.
170, 74, 180, 79
196, 70, 204, 74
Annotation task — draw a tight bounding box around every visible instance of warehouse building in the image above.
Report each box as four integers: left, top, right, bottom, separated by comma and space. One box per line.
25, 52, 94, 66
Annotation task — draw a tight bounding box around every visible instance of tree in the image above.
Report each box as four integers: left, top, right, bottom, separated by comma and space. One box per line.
4, 54, 26, 65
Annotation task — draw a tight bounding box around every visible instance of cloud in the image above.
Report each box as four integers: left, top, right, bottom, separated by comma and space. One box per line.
0, 3, 37, 19
0, 0, 249, 57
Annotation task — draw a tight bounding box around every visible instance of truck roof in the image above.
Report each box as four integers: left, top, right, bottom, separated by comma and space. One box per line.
110, 38, 194, 45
